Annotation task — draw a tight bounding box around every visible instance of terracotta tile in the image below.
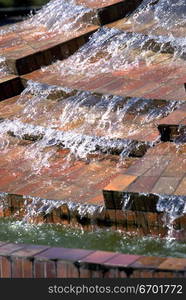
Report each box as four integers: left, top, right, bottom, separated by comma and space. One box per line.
0, 243, 25, 256
103, 174, 136, 192
151, 177, 181, 195
104, 253, 140, 267
11, 245, 49, 258
126, 176, 159, 193
162, 158, 186, 177
130, 256, 166, 269
34, 247, 93, 262
175, 177, 186, 195
79, 251, 118, 264
158, 258, 186, 271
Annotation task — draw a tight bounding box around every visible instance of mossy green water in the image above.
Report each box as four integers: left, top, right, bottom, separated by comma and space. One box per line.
0, 218, 186, 258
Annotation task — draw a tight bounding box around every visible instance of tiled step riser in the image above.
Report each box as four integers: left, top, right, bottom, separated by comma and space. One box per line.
0, 77, 24, 101
1, 241, 185, 278
158, 124, 186, 142
7, 127, 150, 157
104, 191, 186, 212
5, 31, 96, 76
0, 193, 185, 239
96, 0, 143, 26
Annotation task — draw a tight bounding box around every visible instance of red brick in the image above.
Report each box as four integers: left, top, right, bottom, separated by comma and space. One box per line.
0, 243, 25, 256
34, 247, 93, 262
126, 176, 159, 193
130, 256, 166, 269
104, 253, 140, 267
158, 258, 186, 271
57, 261, 79, 278
0, 256, 11, 278
79, 251, 118, 264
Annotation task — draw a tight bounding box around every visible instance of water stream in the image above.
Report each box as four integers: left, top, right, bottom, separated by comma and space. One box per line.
0, 0, 186, 249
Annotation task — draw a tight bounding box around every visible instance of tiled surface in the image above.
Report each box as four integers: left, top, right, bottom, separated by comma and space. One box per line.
0, 92, 170, 144
103, 142, 186, 210
0, 25, 98, 75
0, 0, 143, 75
0, 241, 186, 278
0, 0, 186, 278
0, 136, 134, 206
22, 38, 186, 101
107, 11, 186, 38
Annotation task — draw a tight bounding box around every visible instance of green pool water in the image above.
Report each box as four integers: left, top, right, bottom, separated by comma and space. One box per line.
0, 218, 186, 258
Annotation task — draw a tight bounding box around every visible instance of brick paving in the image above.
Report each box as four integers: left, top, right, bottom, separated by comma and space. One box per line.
103, 142, 186, 209
22, 32, 186, 101
0, 91, 176, 143
0, 0, 142, 76
0, 25, 98, 75
0, 135, 136, 206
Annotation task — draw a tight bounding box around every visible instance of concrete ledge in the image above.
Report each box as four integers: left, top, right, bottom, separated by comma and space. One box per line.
0, 241, 185, 278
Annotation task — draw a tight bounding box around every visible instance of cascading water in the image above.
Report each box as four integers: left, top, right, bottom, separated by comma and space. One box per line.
156, 195, 186, 241
0, 56, 8, 77
28, 0, 98, 32
0, 0, 186, 249
0, 80, 180, 167
130, 0, 186, 34
0, 0, 98, 76
0, 0, 97, 37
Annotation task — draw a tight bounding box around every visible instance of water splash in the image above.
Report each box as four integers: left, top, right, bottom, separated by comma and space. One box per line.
0, 0, 97, 37
131, 0, 186, 34
21, 195, 104, 224
0, 56, 8, 77
0, 79, 180, 170
28, 0, 98, 32
156, 194, 186, 241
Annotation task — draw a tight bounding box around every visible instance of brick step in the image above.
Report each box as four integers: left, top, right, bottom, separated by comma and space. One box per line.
157, 103, 186, 142
0, 136, 184, 238
0, 75, 24, 101
1, 191, 185, 239
103, 142, 186, 213
158, 124, 186, 143
1, 241, 186, 278
106, 23, 185, 58
1, 88, 176, 143
1, 26, 98, 76
4, 119, 150, 157
0, 136, 135, 207
22, 27, 186, 101
107, 6, 186, 39
78, 0, 143, 26
0, 0, 143, 76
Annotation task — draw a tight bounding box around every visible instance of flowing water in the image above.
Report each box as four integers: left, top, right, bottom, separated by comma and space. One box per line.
129, 0, 186, 35
0, 79, 179, 166
0, 0, 186, 247
0, 0, 97, 36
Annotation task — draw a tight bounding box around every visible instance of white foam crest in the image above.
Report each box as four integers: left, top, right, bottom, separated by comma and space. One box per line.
157, 194, 186, 241
0, 0, 97, 37
22, 195, 104, 222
